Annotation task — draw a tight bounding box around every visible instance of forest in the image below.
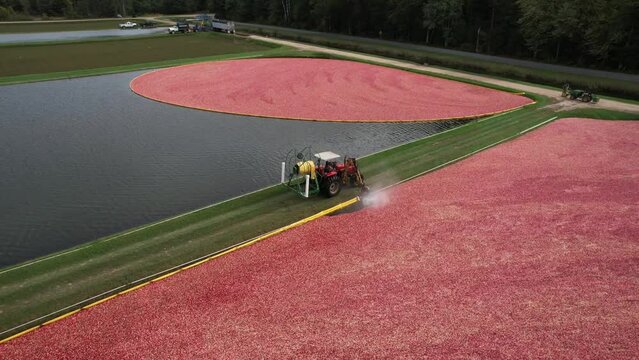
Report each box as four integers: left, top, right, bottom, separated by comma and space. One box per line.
1, 0, 637, 71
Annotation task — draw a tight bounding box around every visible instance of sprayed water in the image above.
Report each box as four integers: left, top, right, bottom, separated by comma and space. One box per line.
361, 190, 392, 209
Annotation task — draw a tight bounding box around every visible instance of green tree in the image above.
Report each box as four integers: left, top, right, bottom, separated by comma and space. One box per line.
517, 0, 554, 58
585, 0, 639, 68
0, 5, 15, 20
389, 0, 423, 41
251, 0, 269, 22
206, 0, 226, 17
309, 0, 329, 31
549, 1, 580, 61
290, 0, 312, 28
423, 0, 463, 47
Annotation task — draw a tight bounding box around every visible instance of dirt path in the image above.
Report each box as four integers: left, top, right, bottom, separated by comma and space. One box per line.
250, 35, 639, 114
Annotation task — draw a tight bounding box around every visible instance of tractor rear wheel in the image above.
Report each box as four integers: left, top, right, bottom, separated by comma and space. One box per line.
582, 94, 592, 102
321, 177, 341, 198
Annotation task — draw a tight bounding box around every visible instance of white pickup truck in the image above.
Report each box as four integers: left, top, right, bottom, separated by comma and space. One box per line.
119, 21, 138, 29
168, 22, 191, 34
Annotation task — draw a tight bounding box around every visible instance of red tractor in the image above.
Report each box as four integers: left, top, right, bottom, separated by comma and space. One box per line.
282, 148, 368, 198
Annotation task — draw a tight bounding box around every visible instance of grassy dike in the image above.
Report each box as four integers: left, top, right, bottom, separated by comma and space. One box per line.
0, 32, 282, 82
0, 47, 318, 85
0, 44, 637, 340
0, 33, 347, 85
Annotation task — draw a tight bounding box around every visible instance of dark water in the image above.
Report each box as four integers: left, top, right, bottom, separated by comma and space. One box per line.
0, 72, 464, 267
0, 28, 168, 44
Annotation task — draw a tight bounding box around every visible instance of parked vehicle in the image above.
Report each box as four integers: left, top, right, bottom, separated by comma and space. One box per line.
119, 21, 138, 29
561, 83, 599, 103
168, 22, 191, 34
210, 18, 235, 34
193, 14, 236, 34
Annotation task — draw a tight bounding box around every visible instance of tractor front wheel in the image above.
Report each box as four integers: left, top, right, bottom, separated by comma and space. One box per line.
322, 177, 341, 198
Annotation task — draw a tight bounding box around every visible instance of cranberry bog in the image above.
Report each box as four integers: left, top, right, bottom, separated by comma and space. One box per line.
3, 25, 638, 357
1, 101, 635, 345
2, 118, 638, 358
129, 58, 533, 122
2, 47, 637, 350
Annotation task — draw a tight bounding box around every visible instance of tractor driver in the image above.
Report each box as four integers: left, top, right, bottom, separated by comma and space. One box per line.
325, 161, 336, 173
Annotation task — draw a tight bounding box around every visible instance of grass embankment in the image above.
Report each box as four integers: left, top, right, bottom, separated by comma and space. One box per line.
0, 19, 141, 33
557, 108, 639, 120
237, 23, 639, 100
0, 32, 271, 75
0, 35, 349, 85
0, 33, 288, 84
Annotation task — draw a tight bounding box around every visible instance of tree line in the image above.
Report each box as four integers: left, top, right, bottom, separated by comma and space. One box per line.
1, 0, 637, 71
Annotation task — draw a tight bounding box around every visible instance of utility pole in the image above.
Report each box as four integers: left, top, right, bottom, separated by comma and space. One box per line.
476, 27, 481, 53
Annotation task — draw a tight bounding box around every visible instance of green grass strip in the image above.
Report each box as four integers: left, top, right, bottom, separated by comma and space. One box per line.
0, 47, 314, 85
556, 108, 639, 120
0, 32, 275, 81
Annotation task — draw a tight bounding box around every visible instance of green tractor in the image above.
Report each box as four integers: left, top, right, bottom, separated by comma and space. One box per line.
561, 83, 599, 103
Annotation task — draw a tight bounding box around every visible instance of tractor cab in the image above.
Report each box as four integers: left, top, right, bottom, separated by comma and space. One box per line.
282, 148, 368, 198
315, 151, 343, 178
